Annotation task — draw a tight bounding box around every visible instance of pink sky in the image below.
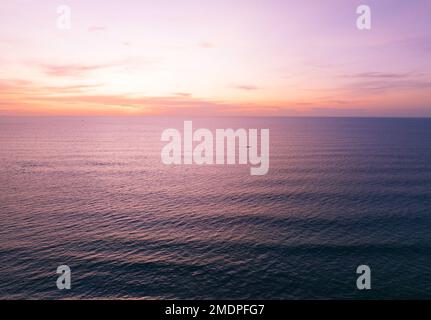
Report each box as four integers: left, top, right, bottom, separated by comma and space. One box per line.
0, 0, 430, 116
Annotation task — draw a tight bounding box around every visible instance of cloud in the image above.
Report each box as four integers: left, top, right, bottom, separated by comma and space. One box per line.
88, 26, 107, 32
38, 57, 160, 78
0, 79, 351, 116
0, 78, 242, 115
198, 41, 214, 49
0, 77, 357, 116
173, 92, 192, 97
340, 71, 431, 94
41, 63, 111, 77
232, 84, 260, 91
394, 36, 431, 54
0, 79, 33, 87
1, 76, 430, 117
345, 72, 413, 79
0, 78, 103, 98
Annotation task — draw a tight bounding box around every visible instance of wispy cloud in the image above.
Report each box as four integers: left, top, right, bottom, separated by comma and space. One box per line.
232, 84, 260, 91
345, 80, 431, 94
198, 41, 214, 49
339, 71, 431, 94
88, 26, 107, 32
37, 57, 159, 78
0, 78, 103, 96
394, 36, 431, 54
41, 63, 112, 77
344, 72, 414, 79
173, 92, 192, 97
0, 78, 238, 115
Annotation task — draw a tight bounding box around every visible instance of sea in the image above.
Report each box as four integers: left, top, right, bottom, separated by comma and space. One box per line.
0, 117, 431, 299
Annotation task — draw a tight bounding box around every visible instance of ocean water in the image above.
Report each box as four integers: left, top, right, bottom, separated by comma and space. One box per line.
1, 117, 431, 299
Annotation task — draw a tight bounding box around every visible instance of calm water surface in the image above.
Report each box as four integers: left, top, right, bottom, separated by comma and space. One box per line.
1, 117, 431, 299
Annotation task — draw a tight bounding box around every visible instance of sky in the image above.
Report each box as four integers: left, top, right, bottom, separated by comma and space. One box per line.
0, 0, 430, 116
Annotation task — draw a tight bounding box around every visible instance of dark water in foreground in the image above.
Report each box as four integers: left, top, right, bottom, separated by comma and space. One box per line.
1, 117, 431, 299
